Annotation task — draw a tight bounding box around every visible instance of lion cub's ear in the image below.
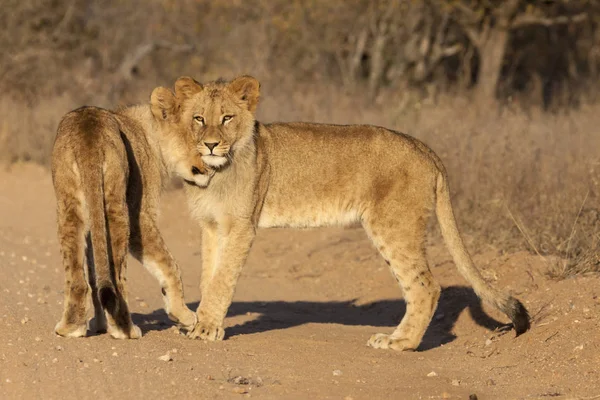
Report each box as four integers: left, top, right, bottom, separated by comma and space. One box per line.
175, 76, 203, 101
150, 87, 178, 122
228, 75, 260, 113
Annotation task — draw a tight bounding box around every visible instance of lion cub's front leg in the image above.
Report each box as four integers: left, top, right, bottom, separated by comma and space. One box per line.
188, 218, 255, 341
130, 213, 197, 330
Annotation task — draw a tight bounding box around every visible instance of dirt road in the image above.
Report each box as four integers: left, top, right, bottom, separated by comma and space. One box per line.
0, 164, 598, 399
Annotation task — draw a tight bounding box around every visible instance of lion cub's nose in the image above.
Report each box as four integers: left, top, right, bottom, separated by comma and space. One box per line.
191, 166, 203, 175
204, 142, 219, 152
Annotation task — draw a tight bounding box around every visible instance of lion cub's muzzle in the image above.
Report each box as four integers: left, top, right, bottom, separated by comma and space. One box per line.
200, 141, 230, 168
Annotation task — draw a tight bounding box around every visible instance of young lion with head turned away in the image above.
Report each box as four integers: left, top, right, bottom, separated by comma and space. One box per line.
171, 75, 530, 351
51, 86, 214, 339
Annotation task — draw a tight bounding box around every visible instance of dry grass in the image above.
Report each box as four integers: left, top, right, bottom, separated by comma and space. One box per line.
0, 94, 78, 164
0, 80, 598, 278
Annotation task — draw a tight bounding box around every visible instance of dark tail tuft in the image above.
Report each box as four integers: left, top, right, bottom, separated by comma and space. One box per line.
506, 296, 531, 336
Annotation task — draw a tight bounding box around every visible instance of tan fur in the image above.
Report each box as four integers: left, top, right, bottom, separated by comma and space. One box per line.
172, 75, 530, 350
51, 88, 214, 339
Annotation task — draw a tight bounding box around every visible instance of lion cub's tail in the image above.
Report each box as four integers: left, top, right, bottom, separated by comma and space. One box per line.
435, 171, 530, 335
78, 154, 119, 316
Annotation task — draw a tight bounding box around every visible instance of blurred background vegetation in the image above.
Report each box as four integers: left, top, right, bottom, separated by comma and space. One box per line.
1, 0, 599, 276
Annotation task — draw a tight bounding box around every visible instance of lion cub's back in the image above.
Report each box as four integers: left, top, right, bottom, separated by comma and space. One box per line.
256, 122, 442, 228
52, 106, 128, 184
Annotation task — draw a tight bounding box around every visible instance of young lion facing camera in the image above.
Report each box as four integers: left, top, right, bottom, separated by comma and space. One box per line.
170, 75, 530, 351
51, 87, 213, 339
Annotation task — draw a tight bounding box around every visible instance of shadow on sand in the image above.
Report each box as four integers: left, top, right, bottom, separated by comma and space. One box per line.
132, 285, 513, 350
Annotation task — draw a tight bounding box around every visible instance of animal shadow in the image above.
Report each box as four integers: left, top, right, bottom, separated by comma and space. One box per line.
127, 285, 510, 350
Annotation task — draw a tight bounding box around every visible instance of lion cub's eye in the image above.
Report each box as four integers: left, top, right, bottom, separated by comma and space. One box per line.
194, 115, 205, 125
222, 115, 233, 124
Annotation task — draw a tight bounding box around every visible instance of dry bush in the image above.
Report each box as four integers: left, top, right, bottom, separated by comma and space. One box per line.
0, 95, 78, 164
395, 97, 600, 278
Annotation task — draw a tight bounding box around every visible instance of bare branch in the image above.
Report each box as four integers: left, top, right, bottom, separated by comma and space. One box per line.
511, 12, 588, 29
52, 0, 77, 38
430, 0, 483, 46
117, 43, 155, 81
116, 41, 194, 81
110, 40, 195, 104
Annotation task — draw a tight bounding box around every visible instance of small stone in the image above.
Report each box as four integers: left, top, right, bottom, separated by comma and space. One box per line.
442, 392, 451, 399
171, 348, 178, 354
485, 338, 493, 347
206, 375, 214, 380
158, 353, 172, 362
469, 395, 479, 400
427, 371, 438, 377
232, 387, 248, 394
574, 344, 584, 351
5, 379, 11, 383
486, 379, 495, 386
93, 358, 100, 363
34, 337, 41, 342
451, 379, 461, 386
20, 317, 29, 325
52, 358, 58, 363
232, 376, 250, 385
22, 256, 28, 261
55, 346, 63, 351
333, 369, 343, 376
139, 301, 149, 308
344, 397, 354, 400
112, 352, 118, 357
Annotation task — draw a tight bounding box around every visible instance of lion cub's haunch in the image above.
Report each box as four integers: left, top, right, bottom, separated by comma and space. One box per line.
173, 75, 530, 351
51, 87, 213, 339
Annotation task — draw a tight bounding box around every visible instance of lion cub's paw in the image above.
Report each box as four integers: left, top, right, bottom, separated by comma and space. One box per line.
108, 324, 142, 340
168, 308, 198, 330
55, 321, 87, 338
367, 333, 417, 352
187, 320, 225, 341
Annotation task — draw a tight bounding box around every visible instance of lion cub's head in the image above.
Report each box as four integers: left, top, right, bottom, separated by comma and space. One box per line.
150, 86, 215, 187
171, 75, 260, 169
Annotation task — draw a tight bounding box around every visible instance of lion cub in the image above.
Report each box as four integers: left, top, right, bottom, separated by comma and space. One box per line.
171, 75, 530, 351
52, 86, 213, 339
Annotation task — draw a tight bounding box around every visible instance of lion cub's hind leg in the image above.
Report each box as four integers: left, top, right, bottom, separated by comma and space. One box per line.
84, 233, 108, 334
54, 184, 90, 338
362, 206, 441, 351
102, 171, 141, 340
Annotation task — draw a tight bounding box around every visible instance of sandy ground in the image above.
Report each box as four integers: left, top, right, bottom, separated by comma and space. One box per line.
0, 163, 599, 400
